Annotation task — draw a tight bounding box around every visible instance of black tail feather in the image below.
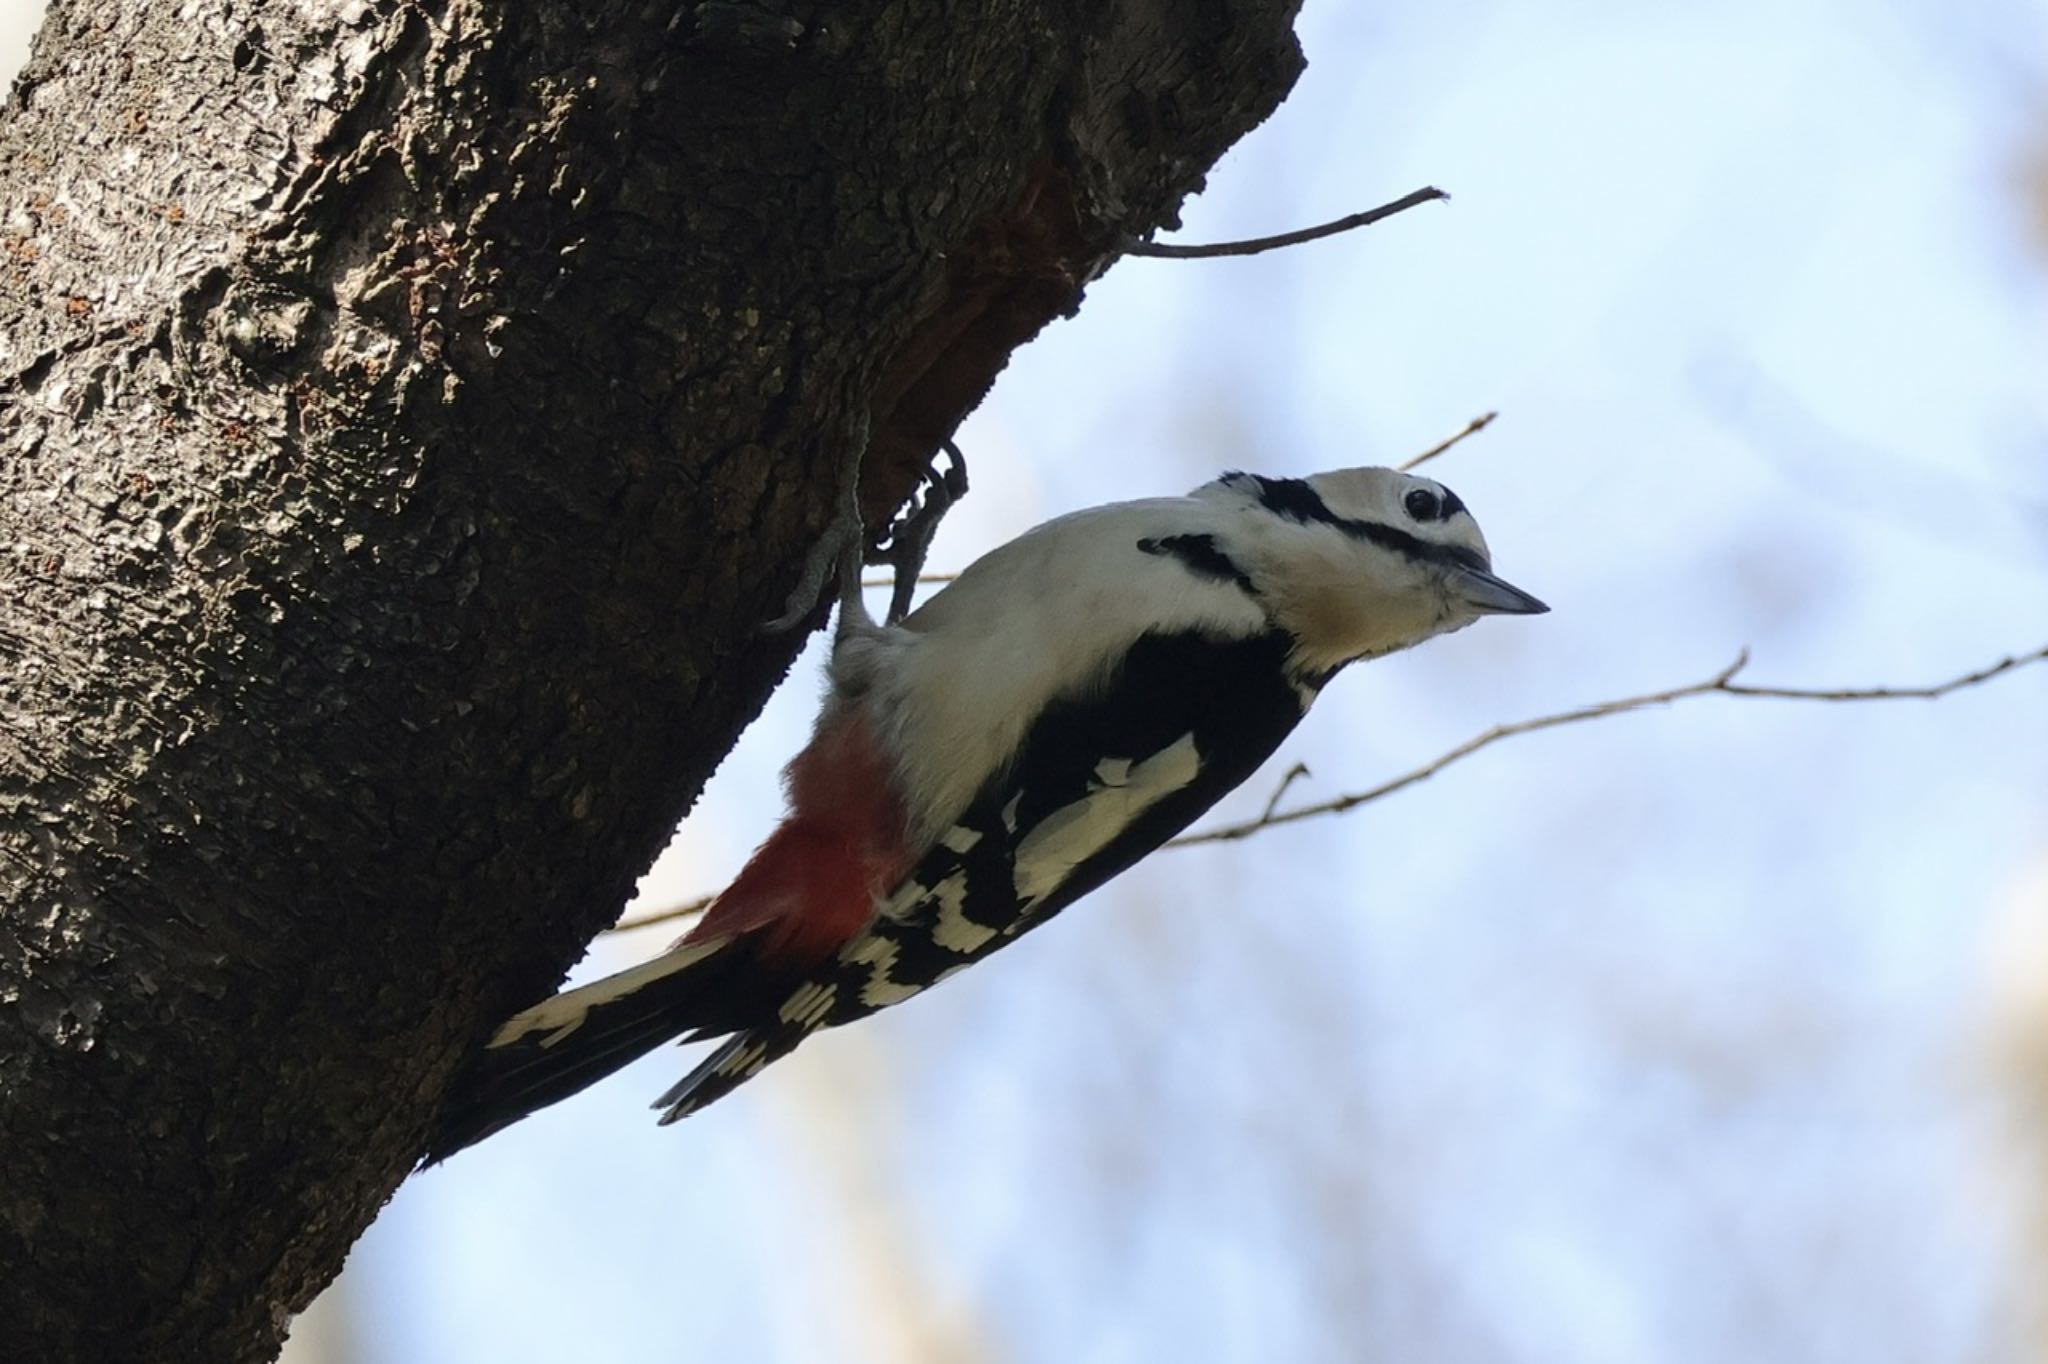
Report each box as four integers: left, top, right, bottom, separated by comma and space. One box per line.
423, 941, 748, 1164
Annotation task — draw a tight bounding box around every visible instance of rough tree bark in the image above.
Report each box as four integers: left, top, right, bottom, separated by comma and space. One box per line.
0, 0, 1305, 1358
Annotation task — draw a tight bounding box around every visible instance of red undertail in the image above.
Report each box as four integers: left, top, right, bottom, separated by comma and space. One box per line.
685, 706, 914, 972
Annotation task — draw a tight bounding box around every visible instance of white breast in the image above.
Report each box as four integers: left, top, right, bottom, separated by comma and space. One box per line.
842, 497, 1269, 849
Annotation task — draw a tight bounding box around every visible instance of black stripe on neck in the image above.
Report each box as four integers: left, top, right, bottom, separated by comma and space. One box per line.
1225, 471, 1331, 525
1227, 472, 1488, 575
1138, 533, 1259, 598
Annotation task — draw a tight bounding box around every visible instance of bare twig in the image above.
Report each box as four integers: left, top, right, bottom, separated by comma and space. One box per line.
1171, 643, 2048, 846
609, 642, 2048, 929
1259, 762, 1311, 822
1711, 647, 2048, 701
1124, 186, 1448, 260
860, 572, 957, 591
615, 891, 714, 936
1399, 411, 1498, 472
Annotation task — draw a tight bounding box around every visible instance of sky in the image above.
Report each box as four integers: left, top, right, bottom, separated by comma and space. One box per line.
8, 2, 2048, 1361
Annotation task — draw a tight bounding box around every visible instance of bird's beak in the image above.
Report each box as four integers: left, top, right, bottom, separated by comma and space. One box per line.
1449, 563, 1549, 616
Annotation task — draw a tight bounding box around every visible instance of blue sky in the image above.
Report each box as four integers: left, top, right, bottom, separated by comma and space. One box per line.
10, 2, 2047, 1360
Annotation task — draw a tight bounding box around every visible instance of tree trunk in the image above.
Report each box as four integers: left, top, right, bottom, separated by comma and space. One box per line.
0, 0, 1303, 1358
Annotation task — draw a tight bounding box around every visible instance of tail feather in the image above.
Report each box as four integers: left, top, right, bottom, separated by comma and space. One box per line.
424, 938, 738, 1164
651, 1024, 803, 1125
650, 967, 859, 1122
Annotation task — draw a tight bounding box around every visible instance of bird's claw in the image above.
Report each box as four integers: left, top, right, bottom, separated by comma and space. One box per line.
761, 432, 968, 636
872, 440, 969, 626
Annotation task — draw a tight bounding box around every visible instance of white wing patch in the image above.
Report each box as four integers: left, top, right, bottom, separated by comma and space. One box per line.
778, 980, 838, 1028
488, 936, 728, 1049
1094, 757, 1133, 785
876, 862, 990, 952
928, 869, 994, 954
844, 934, 926, 1008
1011, 733, 1202, 906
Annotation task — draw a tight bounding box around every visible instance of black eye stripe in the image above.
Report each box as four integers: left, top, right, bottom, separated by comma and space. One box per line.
1345, 520, 1490, 573
1227, 472, 1487, 573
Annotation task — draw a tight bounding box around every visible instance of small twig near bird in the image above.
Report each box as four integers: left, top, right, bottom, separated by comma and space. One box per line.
1399, 411, 1497, 472
1123, 186, 1449, 260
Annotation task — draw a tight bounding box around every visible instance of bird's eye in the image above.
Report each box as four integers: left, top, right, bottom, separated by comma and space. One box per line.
1404, 488, 1441, 521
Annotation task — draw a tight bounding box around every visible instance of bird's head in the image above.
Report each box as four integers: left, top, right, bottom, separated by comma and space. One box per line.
1199, 466, 1547, 679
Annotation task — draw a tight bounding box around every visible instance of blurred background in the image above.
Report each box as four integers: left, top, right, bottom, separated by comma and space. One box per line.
9, 2, 2048, 1360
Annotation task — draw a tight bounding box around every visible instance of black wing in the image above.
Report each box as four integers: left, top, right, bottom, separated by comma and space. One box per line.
654, 627, 1314, 1119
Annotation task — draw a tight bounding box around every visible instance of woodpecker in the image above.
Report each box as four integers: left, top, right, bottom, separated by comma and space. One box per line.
426, 465, 1546, 1161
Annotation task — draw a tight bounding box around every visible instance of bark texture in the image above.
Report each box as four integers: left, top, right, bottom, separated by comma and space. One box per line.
0, 0, 1304, 1358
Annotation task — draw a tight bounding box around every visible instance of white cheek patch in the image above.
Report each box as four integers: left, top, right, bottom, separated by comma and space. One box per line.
1011, 733, 1201, 906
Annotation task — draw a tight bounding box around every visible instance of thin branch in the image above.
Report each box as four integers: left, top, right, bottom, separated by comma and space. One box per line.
608, 642, 2048, 929
615, 892, 713, 936
861, 572, 956, 590
1171, 643, 2048, 846
1259, 762, 1311, 822
1713, 647, 2048, 701
1124, 186, 1448, 260
1399, 411, 1498, 472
